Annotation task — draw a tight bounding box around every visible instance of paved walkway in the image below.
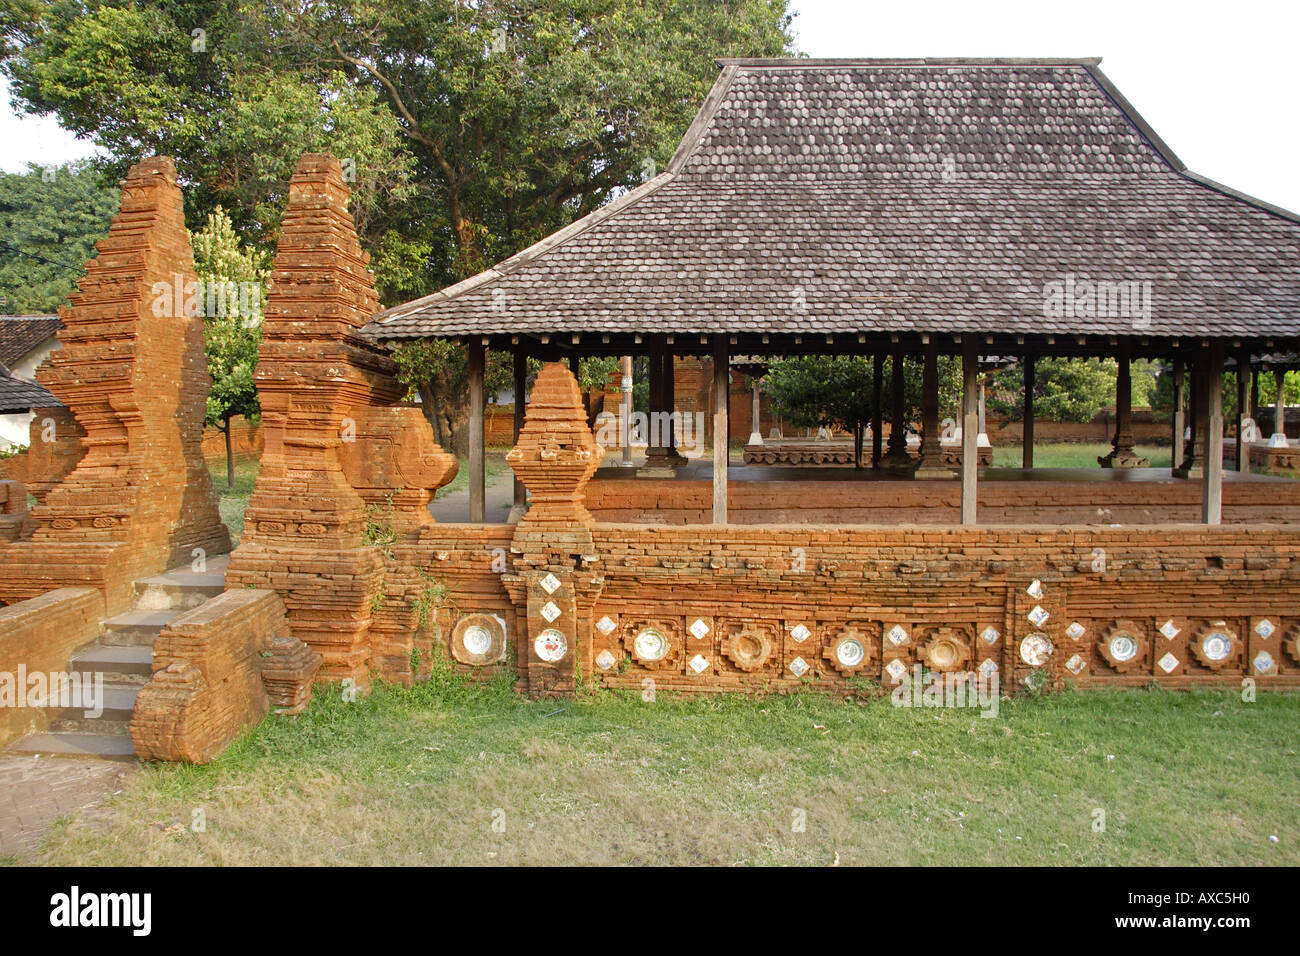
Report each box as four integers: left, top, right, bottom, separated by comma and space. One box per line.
0, 755, 134, 859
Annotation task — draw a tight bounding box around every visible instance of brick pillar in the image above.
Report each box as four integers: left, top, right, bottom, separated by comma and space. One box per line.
0, 157, 229, 612
504, 362, 606, 697
226, 153, 407, 690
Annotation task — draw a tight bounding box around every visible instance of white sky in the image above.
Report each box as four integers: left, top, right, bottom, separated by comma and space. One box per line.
2, 0, 1298, 214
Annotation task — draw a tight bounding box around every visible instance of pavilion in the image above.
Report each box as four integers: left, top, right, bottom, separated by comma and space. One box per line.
367, 58, 1300, 527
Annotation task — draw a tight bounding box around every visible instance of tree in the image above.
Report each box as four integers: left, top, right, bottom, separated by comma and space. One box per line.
191, 207, 269, 487
987, 358, 1118, 423
4, 1, 416, 252
5, 0, 795, 447
0, 162, 118, 314
764, 356, 878, 468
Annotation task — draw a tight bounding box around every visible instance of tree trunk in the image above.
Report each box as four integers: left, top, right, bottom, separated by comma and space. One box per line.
224, 417, 234, 490
853, 421, 864, 470
417, 379, 470, 457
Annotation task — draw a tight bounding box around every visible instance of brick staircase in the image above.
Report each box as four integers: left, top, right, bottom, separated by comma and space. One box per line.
4, 556, 229, 761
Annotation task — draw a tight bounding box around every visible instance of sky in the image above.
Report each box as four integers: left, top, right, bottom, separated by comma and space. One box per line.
2, 0, 1298, 213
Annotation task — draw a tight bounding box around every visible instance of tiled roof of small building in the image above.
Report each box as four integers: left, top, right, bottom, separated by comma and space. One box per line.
0, 314, 62, 366
368, 59, 1300, 346
0, 361, 60, 414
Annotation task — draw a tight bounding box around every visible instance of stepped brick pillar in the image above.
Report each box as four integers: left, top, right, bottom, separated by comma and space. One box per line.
225, 153, 409, 689
503, 362, 606, 698
0, 157, 229, 612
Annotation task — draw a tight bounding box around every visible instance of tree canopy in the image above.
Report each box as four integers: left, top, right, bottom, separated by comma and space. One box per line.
0, 161, 118, 314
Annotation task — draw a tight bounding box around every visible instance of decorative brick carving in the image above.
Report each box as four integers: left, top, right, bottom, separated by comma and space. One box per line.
503, 361, 607, 698
0, 157, 229, 613
338, 403, 457, 532
506, 361, 603, 529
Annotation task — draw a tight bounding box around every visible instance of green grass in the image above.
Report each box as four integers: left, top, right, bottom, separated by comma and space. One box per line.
208, 458, 259, 545
993, 442, 1172, 469
29, 678, 1299, 866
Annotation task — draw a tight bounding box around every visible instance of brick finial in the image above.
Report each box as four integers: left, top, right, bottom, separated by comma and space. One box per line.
0, 156, 230, 612
227, 152, 407, 687
506, 361, 604, 526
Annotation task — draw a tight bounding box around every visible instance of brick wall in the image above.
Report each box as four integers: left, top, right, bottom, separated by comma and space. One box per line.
0, 588, 103, 746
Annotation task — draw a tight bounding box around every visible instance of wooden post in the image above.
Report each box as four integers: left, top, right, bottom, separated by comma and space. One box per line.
1203, 342, 1224, 524
1235, 355, 1249, 472
1273, 369, 1288, 446
914, 339, 947, 477
1100, 344, 1145, 467
512, 350, 527, 512
961, 340, 979, 526
871, 352, 884, 468
620, 355, 634, 467
1172, 360, 1185, 471
1022, 354, 1035, 469
712, 336, 729, 523
468, 341, 486, 522
883, 348, 912, 472
643, 337, 670, 473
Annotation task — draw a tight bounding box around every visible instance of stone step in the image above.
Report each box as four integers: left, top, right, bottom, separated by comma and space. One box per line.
6, 732, 136, 762
100, 609, 181, 646
46, 684, 139, 735
133, 564, 227, 611
68, 644, 154, 685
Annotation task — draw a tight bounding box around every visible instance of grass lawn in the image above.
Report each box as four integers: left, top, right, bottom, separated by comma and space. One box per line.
208, 457, 259, 545
994, 442, 1172, 469
30, 678, 1298, 866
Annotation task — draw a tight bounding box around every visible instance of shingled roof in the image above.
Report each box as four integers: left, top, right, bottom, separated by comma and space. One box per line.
0, 314, 61, 366
367, 58, 1300, 353
0, 360, 60, 415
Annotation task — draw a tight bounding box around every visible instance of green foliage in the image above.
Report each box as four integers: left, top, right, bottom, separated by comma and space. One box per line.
765, 355, 877, 433
4, 3, 415, 249
988, 358, 1118, 423
763, 353, 961, 447
0, 162, 118, 313
193, 207, 268, 429
4, 0, 793, 302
